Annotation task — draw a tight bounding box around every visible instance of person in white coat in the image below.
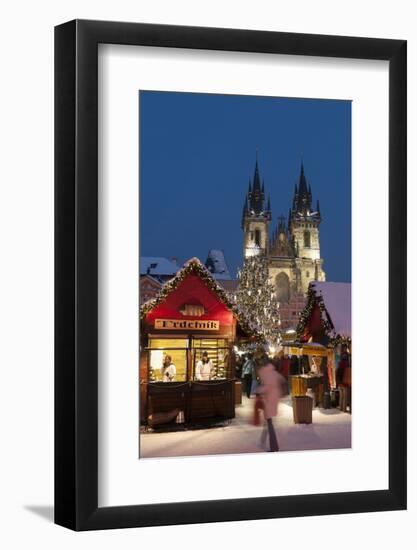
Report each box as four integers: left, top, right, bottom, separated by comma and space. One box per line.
195, 351, 213, 380
161, 355, 176, 382
256, 353, 284, 452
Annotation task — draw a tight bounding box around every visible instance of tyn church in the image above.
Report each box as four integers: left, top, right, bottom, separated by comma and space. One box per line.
241, 157, 326, 329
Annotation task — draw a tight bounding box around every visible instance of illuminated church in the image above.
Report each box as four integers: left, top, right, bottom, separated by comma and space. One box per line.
241, 157, 326, 329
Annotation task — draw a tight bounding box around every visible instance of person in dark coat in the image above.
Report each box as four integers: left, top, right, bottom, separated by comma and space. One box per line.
242, 353, 255, 398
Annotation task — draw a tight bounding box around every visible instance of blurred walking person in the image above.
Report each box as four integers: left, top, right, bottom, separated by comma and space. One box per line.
256, 352, 284, 452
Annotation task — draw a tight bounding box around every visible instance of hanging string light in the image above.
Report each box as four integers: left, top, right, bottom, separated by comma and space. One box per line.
235, 253, 281, 349
140, 257, 263, 342
296, 285, 351, 347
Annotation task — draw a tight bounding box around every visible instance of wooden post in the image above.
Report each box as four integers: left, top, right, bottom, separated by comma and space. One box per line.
139, 349, 148, 424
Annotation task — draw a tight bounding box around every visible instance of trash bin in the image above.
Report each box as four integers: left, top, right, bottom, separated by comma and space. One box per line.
292, 396, 313, 424
306, 388, 316, 407
289, 375, 307, 397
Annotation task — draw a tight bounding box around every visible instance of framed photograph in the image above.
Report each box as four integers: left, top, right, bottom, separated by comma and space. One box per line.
55, 20, 406, 530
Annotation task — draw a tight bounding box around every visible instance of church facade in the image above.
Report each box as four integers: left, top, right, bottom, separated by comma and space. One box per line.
241, 158, 326, 330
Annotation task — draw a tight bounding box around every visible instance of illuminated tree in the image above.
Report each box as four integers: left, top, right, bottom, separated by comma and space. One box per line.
235, 253, 281, 349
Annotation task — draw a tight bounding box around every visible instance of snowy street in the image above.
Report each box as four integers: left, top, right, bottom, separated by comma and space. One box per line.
140, 395, 351, 458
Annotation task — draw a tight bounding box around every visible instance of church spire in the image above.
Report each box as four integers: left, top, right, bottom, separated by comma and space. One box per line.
292, 182, 298, 211
241, 196, 248, 229
292, 160, 313, 216
252, 155, 262, 192
278, 214, 286, 233
298, 160, 308, 195
245, 152, 267, 215
242, 152, 271, 258
316, 199, 321, 221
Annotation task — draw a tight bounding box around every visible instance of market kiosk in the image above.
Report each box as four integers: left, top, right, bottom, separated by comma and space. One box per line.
283, 342, 331, 406
292, 281, 352, 411
140, 258, 257, 426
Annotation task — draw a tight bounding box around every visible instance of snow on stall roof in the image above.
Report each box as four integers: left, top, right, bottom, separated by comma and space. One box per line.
205, 249, 232, 280
311, 281, 351, 338
140, 257, 180, 276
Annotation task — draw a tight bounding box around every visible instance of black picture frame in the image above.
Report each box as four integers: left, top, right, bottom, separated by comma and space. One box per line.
55, 19, 407, 531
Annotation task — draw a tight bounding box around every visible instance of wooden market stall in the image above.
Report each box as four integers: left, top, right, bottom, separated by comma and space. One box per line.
294, 281, 352, 411
283, 342, 330, 407
140, 258, 259, 426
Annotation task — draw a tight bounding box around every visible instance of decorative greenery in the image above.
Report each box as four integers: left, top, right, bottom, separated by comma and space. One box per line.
296, 285, 351, 348
235, 253, 281, 348
329, 335, 352, 348
140, 257, 263, 341
296, 285, 327, 338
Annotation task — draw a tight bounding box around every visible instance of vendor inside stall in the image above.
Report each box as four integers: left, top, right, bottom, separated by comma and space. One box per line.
294, 281, 352, 410
140, 258, 259, 427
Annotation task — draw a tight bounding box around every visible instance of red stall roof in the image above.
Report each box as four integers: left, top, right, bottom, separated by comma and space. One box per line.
140, 257, 259, 338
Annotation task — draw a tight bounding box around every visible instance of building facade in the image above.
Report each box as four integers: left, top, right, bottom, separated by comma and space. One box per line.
241, 158, 326, 329
140, 256, 180, 305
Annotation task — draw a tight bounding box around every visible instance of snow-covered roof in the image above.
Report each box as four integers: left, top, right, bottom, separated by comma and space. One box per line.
205, 249, 231, 280
311, 281, 351, 338
140, 257, 179, 276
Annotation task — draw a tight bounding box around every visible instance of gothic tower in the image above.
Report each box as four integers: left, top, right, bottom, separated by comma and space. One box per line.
240, 157, 325, 329
289, 162, 325, 292
241, 156, 271, 258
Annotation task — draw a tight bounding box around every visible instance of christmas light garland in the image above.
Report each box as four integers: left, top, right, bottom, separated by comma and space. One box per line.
235, 253, 281, 348
296, 286, 328, 338
296, 285, 351, 347
329, 335, 352, 347
140, 257, 263, 342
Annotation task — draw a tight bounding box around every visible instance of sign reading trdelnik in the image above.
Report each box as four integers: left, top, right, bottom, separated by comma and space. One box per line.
154, 319, 220, 331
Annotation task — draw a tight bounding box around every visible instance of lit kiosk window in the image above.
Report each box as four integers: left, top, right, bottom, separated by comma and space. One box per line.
148, 338, 187, 382
140, 258, 257, 427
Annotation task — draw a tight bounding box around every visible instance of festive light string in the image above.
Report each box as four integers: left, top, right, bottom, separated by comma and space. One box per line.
296, 286, 351, 347
141, 259, 350, 355
235, 253, 281, 348
140, 257, 263, 342
329, 335, 351, 347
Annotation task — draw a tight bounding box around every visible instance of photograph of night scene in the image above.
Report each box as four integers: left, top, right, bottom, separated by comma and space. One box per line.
139, 91, 351, 458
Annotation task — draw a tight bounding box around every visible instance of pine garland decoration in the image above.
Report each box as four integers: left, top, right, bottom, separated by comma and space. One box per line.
296, 284, 351, 347
140, 257, 263, 341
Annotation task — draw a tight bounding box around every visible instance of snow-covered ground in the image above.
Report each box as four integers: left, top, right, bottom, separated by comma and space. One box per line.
140, 395, 351, 458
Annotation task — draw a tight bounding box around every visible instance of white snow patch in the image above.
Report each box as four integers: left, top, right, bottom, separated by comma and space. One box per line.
140, 395, 351, 458
140, 256, 180, 276
312, 281, 351, 339
205, 249, 232, 280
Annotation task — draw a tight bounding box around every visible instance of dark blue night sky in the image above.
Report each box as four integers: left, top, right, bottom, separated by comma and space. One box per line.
140, 91, 351, 282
